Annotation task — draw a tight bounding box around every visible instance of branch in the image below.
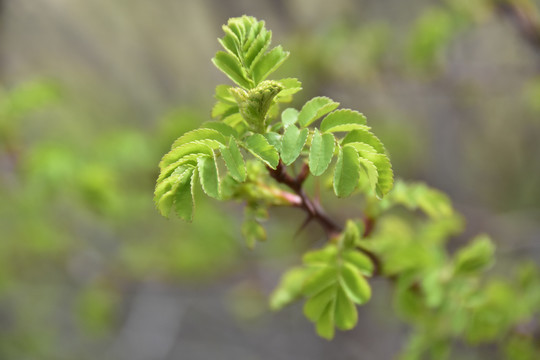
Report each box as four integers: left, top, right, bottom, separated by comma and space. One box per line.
495, 0, 540, 52
267, 160, 342, 239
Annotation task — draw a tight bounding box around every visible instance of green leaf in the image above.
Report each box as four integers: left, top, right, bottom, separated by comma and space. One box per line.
220, 137, 246, 182
214, 85, 236, 103
358, 158, 379, 193
303, 284, 337, 322
244, 26, 271, 68
276, 78, 302, 100
303, 266, 338, 297
244, 133, 279, 169
197, 155, 220, 199
333, 146, 361, 197
309, 129, 335, 176
242, 219, 266, 248
320, 109, 367, 133
342, 250, 374, 276
362, 152, 393, 197
297, 97, 340, 127
316, 302, 336, 340
334, 287, 358, 330
212, 51, 253, 89
270, 267, 311, 310
281, 125, 308, 165
454, 235, 495, 275
201, 121, 238, 138
155, 166, 193, 218
171, 128, 226, 148
340, 263, 371, 304
252, 45, 289, 84
281, 108, 299, 127
345, 142, 393, 197
159, 141, 215, 168
340, 220, 361, 249
263, 132, 282, 153
341, 128, 386, 154
303, 244, 338, 265
174, 169, 195, 221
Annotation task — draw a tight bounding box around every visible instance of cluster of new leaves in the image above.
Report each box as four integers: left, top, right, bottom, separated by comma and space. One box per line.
154, 16, 540, 354
270, 221, 374, 339
153, 15, 394, 338
155, 15, 393, 222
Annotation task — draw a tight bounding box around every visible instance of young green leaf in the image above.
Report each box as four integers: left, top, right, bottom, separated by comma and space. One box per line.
320, 109, 367, 133
252, 45, 289, 84
212, 51, 253, 89
303, 284, 337, 322
309, 129, 335, 176
159, 141, 216, 168
342, 128, 386, 154
303, 244, 338, 265
201, 121, 238, 138
276, 78, 302, 99
316, 302, 336, 340
155, 167, 192, 217
242, 218, 266, 249
342, 250, 374, 276
244, 133, 279, 169
281, 125, 308, 165
220, 137, 246, 182
303, 266, 338, 297
263, 132, 282, 153
174, 169, 195, 221
345, 142, 393, 197
340, 263, 371, 304
244, 26, 271, 68
171, 128, 227, 149
333, 146, 361, 197
281, 108, 299, 127
454, 235, 495, 275
334, 287, 358, 330
297, 97, 340, 127
270, 267, 311, 311
197, 155, 220, 199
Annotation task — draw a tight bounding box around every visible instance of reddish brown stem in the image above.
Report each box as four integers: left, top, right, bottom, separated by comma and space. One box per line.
267, 161, 342, 239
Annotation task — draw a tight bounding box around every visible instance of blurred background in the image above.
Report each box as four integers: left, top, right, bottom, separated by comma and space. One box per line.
1, 0, 540, 359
